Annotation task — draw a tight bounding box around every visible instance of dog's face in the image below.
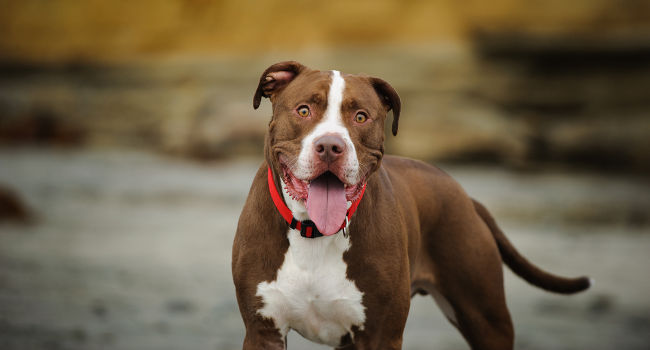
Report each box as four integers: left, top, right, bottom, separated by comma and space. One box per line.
254, 61, 400, 235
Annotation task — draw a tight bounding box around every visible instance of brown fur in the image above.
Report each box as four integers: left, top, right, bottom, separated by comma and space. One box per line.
232, 62, 589, 349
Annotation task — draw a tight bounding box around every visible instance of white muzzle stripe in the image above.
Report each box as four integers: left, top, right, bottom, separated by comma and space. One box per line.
294, 70, 359, 185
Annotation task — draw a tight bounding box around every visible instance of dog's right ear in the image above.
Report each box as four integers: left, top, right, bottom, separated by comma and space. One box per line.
253, 61, 306, 109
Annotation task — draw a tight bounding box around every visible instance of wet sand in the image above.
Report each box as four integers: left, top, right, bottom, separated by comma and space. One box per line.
0, 148, 649, 349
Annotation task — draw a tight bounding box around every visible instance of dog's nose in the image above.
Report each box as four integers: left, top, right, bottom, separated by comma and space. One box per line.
314, 134, 346, 163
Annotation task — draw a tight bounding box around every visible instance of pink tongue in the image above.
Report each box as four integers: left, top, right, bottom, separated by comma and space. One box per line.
306, 172, 347, 236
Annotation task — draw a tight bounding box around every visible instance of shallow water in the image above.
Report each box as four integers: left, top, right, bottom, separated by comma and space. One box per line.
0, 148, 648, 349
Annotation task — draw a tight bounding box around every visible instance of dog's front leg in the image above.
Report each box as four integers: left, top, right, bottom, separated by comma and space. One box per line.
239, 313, 286, 350
234, 256, 287, 350
232, 166, 292, 349
335, 302, 408, 350
336, 333, 403, 350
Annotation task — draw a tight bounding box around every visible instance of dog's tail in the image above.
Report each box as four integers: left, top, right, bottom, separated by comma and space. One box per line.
473, 199, 591, 294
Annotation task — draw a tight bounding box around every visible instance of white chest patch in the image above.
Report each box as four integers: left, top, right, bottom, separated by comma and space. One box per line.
256, 181, 365, 346
256, 230, 365, 346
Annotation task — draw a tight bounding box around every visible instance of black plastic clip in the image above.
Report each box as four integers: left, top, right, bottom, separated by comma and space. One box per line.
299, 220, 322, 238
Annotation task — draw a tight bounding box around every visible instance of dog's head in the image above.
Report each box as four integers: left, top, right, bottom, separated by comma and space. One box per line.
254, 61, 400, 234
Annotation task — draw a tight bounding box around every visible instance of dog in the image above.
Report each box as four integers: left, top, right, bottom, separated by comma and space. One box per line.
232, 61, 590, 349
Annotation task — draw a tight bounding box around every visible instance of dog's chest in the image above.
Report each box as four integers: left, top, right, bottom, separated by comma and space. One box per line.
256, 230, 366, 346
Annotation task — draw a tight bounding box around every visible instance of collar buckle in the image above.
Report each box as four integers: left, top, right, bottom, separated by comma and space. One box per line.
299, 219, 322, 238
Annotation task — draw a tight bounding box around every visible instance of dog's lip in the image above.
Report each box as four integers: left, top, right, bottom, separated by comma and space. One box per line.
278, 156, 366, 202
279, 158, 361, 187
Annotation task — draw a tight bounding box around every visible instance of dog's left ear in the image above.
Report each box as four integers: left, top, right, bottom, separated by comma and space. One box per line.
370, 77, 401, 136
253, 61, 306, 109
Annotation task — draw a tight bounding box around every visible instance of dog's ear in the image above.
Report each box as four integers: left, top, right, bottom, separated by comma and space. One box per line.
369, 77, 401, 136
253, 61, 306, 109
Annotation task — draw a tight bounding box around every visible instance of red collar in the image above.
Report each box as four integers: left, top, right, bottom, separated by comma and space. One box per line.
267, 166, 366, 238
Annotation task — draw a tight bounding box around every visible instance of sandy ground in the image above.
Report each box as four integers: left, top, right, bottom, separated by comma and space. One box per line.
0, 148, 649, 350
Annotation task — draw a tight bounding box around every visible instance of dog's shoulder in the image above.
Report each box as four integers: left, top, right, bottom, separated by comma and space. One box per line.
380, 154, 472, 210
382, 154, 455, 186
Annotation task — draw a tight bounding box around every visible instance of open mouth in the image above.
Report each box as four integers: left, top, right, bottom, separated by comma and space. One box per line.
281, 165, 365, 203
281, 163, 365, 236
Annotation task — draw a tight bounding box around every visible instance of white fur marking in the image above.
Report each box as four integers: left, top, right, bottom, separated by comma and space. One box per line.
255, 180, 365, 346
294, 70, 360, 184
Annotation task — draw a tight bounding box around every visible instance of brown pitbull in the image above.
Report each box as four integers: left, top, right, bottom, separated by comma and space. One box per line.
232, 61, 590, 349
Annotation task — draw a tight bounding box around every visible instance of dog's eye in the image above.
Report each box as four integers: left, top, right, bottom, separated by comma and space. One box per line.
297, 106, 310, 118
354, 112, 367, 124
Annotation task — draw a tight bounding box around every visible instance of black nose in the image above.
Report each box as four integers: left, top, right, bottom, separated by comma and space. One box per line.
314, 134, 346, 163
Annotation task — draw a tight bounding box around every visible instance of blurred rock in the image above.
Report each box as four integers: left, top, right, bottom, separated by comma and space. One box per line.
0, 41, 648, 172
588, 294, 615, 315
536, 299, 570, 315
625, 313, 650, 332
91, 300, 108, 319
165, 299, 196, 315
69, 328, 87, 343
0, 0, 649, 174
0, 60, 269, 161
0, 185, 31, 223
0, 108, 85, 146
1, 0, 649, 64
471, 32, 650, 172
459, 0, 650, 37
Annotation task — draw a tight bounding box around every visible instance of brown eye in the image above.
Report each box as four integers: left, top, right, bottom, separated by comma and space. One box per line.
354, 112, 367, 123
297, 106, 310, 118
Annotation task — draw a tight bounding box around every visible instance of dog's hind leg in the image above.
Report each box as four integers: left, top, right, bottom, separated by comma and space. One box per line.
414, 197, 515, 349
413, 269, 514, 350
412, 277, 514, 350
446, 291, 514, 350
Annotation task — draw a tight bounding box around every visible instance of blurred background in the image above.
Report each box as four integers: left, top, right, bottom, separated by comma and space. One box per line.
0, 1, 649, 349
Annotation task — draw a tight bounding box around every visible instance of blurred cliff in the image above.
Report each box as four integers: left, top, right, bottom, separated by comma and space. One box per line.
1, 0, 649, 171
